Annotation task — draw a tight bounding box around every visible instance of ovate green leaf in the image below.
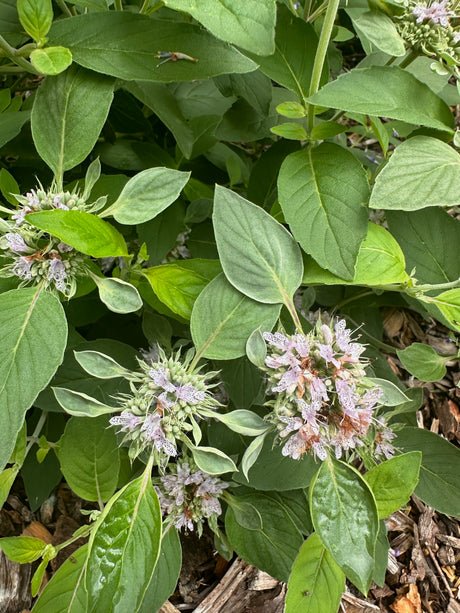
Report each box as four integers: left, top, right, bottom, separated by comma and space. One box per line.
278, 144, 369, 280
213, 186, 303, 303
58, 416, 120, 502
49, 13, 257, 82
163, 0, 276, 55
396, 427, 460, 517
370, 137, 460, 211
285, 533, 345, 613
91, 277, 142, 314
190, 445, 237, 475
27, 210, 129, 257
30, 47, 72, 75
53, 388, 118, 417
350, 10, 406, 57
0, 287, 67, 472
17, 0, 52, 43
102, 167, 190, 225
397, 343, 449, 382
0, 536, 47, 563
302, 223, 408, 286
308, 67, 454, 132
190, 274, 281, 360
310, 457, 379, 594
364, 452, 421, 519
86, 466, 162, 613
31, 65, 114, 177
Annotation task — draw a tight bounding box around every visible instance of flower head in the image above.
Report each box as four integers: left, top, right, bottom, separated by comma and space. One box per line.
155, 458, 228, 535
262, 317, 394, 462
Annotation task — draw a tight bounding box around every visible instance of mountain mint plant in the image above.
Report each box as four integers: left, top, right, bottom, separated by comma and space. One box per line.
1, 1, 460, 612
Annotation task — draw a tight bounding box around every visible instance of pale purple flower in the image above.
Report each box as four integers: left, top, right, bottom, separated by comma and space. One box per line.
344, 342, 365, 363
265, 353, 299, 368
175, 513, 194, 531
47, 258, 68, 292
336, 379, 358, 413
5, 233, 28, 253
12, 257, 32, 280
110, 411, 141, 431
360, 387, 383, 410
197, 476, 228, 497
292, 334, 310, 357
141, 413, 177, 456
279, 415, 303, 438
12, 206, 32, 226
58, 242, 73, 253
334, 319, 353, 353
263, 331, 291, 351
201, 497, 222, 517
272, 365, 301, 393
157, 391, 175, 410
311, 377, 329, 404
318, 343, 341, 368
320, 324, 333, 345
375, 422, 396, 459
413, 0, 455, 25
25, 190, 40, 208
149, 367, 176, 393
52, 195, 69, 210
175, 385, 205, 404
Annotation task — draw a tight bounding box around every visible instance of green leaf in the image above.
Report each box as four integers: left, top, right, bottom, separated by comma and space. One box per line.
218, 357, 263, 409
0, 536, 47, 563
74, 350, 130, 379
190, 273, 281, 360
349, 10, 406, 57
364, 452, 421, 519
308, 67, 454, 132
86, 466, 162, 613
91, 277, 142, 314
302, 223, 408, 286
101, 167, 190, 225
225, 493, 303, 581
276, 102, 306, 118
58, 416, 120, 502
310, 121, 348, 140
143, 259, 221, 320
369, 378, 408, 406
163, 0, 275, 55
17, 0, 52, 43
248, 6, 324, 104
26, 210, 129, 257
0, 168, 19, 206
0, 287, 67, 472
0, 110, 31, 149
138, 528, 182, 613
386, 208, 460, 285
246, 328, 267, 368
53, 387, 118, 417
213, 186, 303, 303
397, 343, 449, 382
234, 433, 318, 491
49, 13, 257, 82
228, 499, 263, 531
31, 65, 115, 177
428, 289, 460, 332
278, 144, 369, 280
373, 521, 390, 588
0, 468, 19, 510
310, 457, 379, 594
32, 543, 88, 613
205, 409, 269, 437
285, 533, 345, 613
190, 445, 237, 475
270, 123, 308, 140
370, 137, 460, 211
395, 427, 460, 517
30, 46, 72, 75
241, 433, 266, 480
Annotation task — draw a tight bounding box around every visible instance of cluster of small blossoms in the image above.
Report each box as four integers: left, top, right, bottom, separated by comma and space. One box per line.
0, 185, 91, 296
262, 318, 396, 462
395, 0, 460, 67
155, 458, 228, 535
109, 348, 221, 466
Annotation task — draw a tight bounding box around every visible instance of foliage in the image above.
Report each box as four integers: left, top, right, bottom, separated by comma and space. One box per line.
0, 0, 460, 611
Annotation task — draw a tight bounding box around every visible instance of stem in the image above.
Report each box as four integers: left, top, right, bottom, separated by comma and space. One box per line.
189, 348, 205, 372
0, 35, 41, 75
332, 290, 376, 312
25, 412, 47, 457
306, 0, 340, 133
411, 277, 460, 292
139, 0, 150, 12
398, 49, 419, 69
114, 0, 123, 9
307, 0, 328, 23
303, 0, 315, 19
283, 295, 304, 332
55, 0, 73, 17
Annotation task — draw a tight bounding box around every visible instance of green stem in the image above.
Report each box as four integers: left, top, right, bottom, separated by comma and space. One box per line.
139, 0, 150, 12
25, 412, 47, 457
283, 295, 304, 332
333, 290, 376, 312
410, 277, 460, 293
55, 0, 74, 17
189, 347, 205, 372
398, 48, 419, 69
0, 66, 28, 74
306, 0, 340, 133
114, 0, 123, 9
0, 34, 41, 75
303, 0, 315, 19
307, 0, 328, 22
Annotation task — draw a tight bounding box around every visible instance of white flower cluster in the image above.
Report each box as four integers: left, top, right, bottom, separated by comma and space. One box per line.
263, 318, 395, 462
